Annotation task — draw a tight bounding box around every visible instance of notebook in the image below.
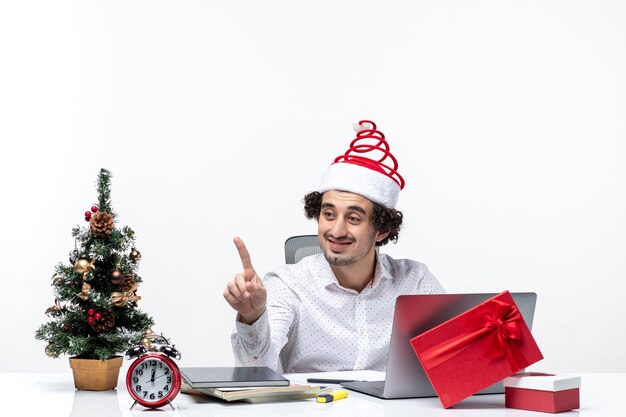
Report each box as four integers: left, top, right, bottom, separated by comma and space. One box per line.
341, 292, 537, 399
180, 366, 290, 389
181, 382, 326, 403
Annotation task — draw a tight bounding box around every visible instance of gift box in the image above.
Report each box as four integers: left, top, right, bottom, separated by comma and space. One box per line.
504, 372, 581, 413
409, 290, 543, 408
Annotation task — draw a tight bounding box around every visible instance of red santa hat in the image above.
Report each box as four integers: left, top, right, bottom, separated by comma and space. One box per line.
318, 120, 405, 208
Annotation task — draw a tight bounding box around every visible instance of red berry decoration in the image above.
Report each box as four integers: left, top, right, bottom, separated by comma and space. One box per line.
87, 316, 94, 324
87, 308, 95, 316
83, 206, 98, 222
94, 312, 102, 321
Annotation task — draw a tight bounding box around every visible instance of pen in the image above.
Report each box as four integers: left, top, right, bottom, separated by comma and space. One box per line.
316, 389, 349, 403
307, 378, 357, 384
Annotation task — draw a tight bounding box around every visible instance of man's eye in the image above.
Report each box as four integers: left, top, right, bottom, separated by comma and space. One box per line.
323, 212, 335, 219
348, 216, 361, 223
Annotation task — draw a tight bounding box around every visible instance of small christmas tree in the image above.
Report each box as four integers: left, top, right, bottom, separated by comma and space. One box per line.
36, 168, 154, 360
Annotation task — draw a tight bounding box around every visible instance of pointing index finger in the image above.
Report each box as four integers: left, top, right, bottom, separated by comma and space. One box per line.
233, 236, 255, 274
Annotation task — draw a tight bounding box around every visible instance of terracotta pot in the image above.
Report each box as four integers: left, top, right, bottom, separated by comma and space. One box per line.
69, 356, 123, 391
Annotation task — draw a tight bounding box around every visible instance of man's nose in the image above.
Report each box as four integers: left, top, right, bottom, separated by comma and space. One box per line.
330, 217, 347, 237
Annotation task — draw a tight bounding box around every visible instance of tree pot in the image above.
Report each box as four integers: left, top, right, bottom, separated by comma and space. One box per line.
69, 356, 123, 391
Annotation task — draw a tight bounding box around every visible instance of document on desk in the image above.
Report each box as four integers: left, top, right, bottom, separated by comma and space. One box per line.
285, 370, 386, 385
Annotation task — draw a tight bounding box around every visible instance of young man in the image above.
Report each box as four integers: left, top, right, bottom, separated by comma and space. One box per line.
223, 120, 444, 372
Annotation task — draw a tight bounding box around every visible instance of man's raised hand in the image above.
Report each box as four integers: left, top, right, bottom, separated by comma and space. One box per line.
223, 237, 267, 324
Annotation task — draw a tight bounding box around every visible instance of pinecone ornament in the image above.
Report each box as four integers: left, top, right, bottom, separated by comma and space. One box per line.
89, 211, 115, 236
91, 311, 115, 333
122, 274, 137, 292
119, 274, 141, 307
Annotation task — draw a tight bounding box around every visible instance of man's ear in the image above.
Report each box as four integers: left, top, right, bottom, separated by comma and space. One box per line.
376, 230, 390, 243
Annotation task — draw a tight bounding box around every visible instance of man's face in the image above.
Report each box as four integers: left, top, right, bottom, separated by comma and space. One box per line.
317, 190, 387, 267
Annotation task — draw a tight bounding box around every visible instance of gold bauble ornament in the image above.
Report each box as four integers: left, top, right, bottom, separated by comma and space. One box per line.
140, 329, 157, 350
74, 258, 96, 274
129, 247, 142, 263
45, 343, 56, 357
140, 337, 152, 350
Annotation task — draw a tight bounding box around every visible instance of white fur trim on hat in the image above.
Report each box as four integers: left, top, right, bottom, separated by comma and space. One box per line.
318, 162, 401, 208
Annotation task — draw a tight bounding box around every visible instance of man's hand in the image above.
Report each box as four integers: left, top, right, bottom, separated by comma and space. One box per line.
223, 237, 267, 325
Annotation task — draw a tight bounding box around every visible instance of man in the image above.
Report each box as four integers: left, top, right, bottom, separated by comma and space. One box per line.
223, 120, 444, 373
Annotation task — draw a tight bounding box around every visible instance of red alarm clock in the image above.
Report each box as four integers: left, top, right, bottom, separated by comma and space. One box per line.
125, 334, 182, 410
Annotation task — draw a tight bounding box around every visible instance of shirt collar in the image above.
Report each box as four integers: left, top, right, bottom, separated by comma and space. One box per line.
317, 251, 394, 291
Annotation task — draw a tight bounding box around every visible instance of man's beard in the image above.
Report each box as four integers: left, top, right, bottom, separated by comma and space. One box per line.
324, 253, 359, 266
322, 233, 377, 267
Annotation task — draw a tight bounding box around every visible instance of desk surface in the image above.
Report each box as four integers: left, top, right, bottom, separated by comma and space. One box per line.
4, 372, 624, 416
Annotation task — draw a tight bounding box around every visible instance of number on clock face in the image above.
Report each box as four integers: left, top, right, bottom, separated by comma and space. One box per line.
131, 358, 174, 401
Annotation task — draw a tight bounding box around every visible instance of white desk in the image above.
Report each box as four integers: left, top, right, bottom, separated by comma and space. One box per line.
4, 372, 623, 416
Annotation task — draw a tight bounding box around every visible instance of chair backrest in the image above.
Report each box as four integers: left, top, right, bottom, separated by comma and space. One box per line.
284, 235, 322, 264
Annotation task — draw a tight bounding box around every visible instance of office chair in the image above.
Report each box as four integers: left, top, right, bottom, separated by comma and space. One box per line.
284, 235, 322, 264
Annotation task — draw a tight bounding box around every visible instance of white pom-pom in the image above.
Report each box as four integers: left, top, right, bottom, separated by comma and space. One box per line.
353, 121, 373, 132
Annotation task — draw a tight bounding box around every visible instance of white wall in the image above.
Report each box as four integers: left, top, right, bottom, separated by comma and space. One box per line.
1, 1, 624, 373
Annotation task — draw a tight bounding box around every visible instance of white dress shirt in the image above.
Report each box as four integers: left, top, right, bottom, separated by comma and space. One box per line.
231, 252, 445, 373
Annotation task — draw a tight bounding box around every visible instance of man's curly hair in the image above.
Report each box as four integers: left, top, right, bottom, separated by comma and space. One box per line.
303, 191, 403, 246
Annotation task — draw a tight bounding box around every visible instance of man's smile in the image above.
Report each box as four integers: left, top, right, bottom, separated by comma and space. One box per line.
326, 235, 354, 252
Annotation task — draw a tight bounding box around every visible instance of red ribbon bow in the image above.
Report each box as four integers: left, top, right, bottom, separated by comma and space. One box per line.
419, 298, 527, 371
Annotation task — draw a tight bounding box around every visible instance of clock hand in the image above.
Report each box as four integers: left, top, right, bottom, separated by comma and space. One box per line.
152, 373, 169, 382
151, 368, 156, 382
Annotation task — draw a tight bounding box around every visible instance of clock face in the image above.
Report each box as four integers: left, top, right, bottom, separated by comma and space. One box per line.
126, 353, 181, 408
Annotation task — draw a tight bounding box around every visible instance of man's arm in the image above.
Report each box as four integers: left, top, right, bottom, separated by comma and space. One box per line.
224, 237, 295, 371
230, 274, 297, 370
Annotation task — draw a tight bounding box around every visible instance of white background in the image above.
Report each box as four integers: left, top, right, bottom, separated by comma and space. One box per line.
1, 1, 624, 373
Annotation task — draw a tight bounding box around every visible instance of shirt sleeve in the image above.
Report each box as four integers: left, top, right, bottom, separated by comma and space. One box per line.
418, 268, 446, 294
230, 271, 299, 371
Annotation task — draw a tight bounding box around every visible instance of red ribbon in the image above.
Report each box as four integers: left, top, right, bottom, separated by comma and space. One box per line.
419, 298, 527, 371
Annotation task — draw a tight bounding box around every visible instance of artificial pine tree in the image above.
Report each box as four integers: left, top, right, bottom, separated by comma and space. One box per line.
36, 168, 154, 361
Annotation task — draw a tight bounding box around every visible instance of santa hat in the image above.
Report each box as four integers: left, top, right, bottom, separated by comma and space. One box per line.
318, 120, 405, 208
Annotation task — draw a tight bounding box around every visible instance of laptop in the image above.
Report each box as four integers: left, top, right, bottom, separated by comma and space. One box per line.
341, 292, 537, 399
